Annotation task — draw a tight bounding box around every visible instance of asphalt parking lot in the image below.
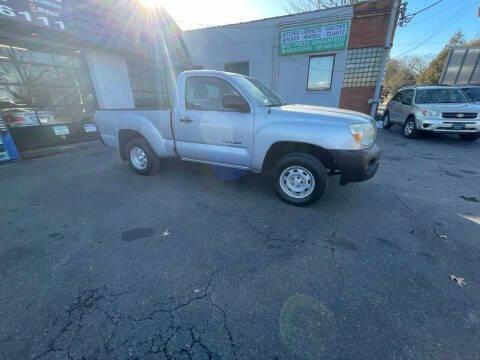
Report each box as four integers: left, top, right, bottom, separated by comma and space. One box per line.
1, 127, 480, 360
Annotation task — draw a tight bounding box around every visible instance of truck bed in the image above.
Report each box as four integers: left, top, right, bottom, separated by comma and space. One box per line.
95, 109, 176, 158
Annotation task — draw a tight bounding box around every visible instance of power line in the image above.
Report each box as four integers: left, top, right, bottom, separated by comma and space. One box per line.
395, 0, 472, 57
399, 0, 445, 27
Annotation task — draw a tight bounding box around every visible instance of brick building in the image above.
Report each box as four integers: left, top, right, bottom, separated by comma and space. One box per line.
183, 0, 399, 116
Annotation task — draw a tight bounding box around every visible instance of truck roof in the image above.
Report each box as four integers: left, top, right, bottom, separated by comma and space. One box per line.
181, 70, 244, 77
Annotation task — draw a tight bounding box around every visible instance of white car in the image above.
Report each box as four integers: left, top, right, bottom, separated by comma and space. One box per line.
383, 86, 480, 141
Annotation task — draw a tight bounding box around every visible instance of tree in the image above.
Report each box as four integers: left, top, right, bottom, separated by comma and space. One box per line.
469, 38, 480, 46
401, 55, 430, 77
284, 0, 361, 13
416, 31, 466, 85
383, 58, 416, 96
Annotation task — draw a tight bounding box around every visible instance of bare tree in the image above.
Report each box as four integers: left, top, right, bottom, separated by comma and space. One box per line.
285, 0, 362, 13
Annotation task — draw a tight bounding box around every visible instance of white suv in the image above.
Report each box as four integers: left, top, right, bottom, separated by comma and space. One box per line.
383, 86, 480, 141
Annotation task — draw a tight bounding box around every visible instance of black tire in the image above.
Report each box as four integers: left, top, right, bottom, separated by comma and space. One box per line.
383, 111, 392, 129
403, 117, 419, 139
459, 133, 480, 142
272, 153, 328, 207
126, 138, 160, 176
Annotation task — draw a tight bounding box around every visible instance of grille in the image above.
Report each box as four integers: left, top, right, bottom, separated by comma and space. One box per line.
442, 113, 477, 119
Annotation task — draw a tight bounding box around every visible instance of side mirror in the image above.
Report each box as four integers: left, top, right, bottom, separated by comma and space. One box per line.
223, 95, 250, 113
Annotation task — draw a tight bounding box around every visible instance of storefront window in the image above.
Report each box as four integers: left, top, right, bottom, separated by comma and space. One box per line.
127, 60, 171, 109
224, 62, 250, 76
307, 55, 335, 91
0, 42, 97, 129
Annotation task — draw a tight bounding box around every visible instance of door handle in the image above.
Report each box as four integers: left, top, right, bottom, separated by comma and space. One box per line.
180, 117, 193, 123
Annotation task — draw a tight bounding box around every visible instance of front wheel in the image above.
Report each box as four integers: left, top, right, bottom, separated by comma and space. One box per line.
459, 133, 480, 142
272, 153, 327, 207
403, 118, 419, 139
383, 111, 392, 129
126, 138, 160, 176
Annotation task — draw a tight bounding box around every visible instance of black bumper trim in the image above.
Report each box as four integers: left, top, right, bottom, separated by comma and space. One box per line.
332, 145, 381, 185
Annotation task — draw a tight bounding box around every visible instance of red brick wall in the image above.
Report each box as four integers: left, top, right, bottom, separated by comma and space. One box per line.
339, 0, 394, 114
339, 86, 376, 114
348, 15, 390, 49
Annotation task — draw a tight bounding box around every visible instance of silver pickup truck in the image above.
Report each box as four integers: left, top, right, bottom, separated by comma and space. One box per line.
96, 70, 380, 206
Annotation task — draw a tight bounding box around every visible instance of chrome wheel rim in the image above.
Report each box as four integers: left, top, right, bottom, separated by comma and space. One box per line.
130, 146, 148, 170
279, 166, 315, 199
404, 121, 415, 136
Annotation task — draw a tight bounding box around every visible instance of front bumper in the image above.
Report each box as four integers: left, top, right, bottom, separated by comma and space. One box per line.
416, 117, 480, 133
332, 145, 381, 185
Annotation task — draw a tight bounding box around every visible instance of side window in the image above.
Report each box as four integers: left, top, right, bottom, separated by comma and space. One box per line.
392, 91, 403, 102
403, 90, 414, 105
185, 77, 242, 111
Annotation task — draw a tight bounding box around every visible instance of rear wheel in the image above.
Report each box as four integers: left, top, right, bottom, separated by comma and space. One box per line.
273, 153, 327, 207
403, 117, 419, 139
126, 138, 160, 176
459, 133, 480, 142
383, 111, 392, 129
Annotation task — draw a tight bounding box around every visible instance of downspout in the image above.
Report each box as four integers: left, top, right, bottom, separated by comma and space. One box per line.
370, 0, 400, 118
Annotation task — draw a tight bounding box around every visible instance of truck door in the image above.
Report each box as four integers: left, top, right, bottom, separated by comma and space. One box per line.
173, 75, 254, 168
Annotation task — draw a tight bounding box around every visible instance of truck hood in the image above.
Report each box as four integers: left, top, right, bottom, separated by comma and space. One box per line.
272, 104, 374, 125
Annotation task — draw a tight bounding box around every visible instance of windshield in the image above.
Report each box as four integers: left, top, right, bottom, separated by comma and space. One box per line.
234, 76, 287, 107
415, 88, 470, 104
463, 87, 480, 102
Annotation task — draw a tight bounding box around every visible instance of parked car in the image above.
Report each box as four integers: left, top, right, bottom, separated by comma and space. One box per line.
458, 85, 480, 104
96, 70, 380, 206
383, 86, 480, 141
2, 108, 55, 127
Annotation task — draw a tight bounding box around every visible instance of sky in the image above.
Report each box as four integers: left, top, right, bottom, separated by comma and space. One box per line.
158, 0, 480, 59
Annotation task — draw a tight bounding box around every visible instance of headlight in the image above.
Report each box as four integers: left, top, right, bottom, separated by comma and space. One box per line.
348, 123, 376, 146
419, 109, 441, 118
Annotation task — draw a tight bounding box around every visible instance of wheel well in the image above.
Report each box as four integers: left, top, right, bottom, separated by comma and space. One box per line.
407, 114, 416, 121
262, 142, 336, 172
119, 130, 144, 161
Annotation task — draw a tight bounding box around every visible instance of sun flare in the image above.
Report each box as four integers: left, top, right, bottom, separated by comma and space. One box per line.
139, 0, 161, 8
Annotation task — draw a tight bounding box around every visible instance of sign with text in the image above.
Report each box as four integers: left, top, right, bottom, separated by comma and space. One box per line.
279, 22, 349, 56
0, 0, 70, 31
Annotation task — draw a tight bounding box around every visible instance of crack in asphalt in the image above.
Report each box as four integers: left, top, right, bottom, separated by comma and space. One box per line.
28, 273, 238, 360
192, 200, 307, 248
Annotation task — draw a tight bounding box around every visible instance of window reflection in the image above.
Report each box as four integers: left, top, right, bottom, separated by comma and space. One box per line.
307, 55, 335, 91
0, 43, 97, 128
127, 60, 171, 109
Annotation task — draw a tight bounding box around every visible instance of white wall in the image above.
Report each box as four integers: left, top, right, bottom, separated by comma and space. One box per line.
85, 50, 135, 110
183, 7, 353, 108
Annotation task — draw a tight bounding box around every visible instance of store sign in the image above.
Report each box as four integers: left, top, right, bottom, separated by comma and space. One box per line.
279, 22, 349, 56
0, 0, 71, 31
53, 125, 69, 136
